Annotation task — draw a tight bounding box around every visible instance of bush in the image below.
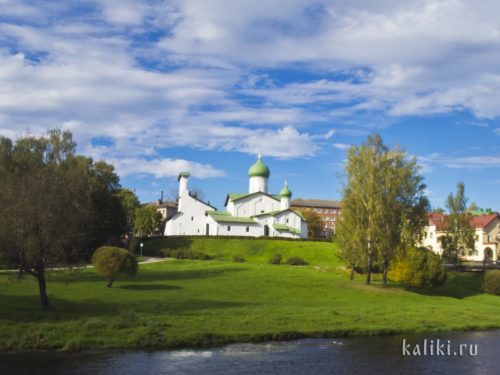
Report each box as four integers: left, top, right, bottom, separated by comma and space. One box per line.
483, 270, 500, 295
268, 254, 282, 265
161, 248, 212, 260
232, 255, 245, 263
286, 256, 309, 266
389, 247, 447, 289
91, 246, 138, 287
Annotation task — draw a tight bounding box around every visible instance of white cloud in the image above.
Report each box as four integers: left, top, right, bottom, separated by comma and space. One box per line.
2, 0, 500, 173
110, 157, 226, 179
333, 143, 351, 151
419, 152, 500, 170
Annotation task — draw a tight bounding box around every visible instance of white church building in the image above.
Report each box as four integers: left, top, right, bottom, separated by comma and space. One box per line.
164, 155, 307, 239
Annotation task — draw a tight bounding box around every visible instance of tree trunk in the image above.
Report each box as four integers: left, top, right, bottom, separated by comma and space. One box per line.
382, 259, 389, 285
366, 253, 372, 285
107, 278, 114, 288
350, 264, 355, 280
36, 267, 50, 309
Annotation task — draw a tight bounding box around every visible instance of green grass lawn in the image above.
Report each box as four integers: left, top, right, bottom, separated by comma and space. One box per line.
0, 241, 499, 351
142, 236, 338, 265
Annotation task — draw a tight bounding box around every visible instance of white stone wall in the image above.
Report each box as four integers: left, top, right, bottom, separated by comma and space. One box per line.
215, 222, 262, 237
249, 176, 268, 194
164, 194, 212, 236
231, 194, 280, 217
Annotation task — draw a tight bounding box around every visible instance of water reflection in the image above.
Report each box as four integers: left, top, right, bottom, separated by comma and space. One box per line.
1, 330, 499, 375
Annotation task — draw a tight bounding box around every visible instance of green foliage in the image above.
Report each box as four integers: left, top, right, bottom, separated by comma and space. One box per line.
268, 254, 283, 265
337, 134, 429, 284
134, 205, 164, 237
389, 247, 447, 289
161, 248, 213, 260
286, 256, 309, 266
483, 270, 500, 295
91, 246, 138, 287
117, 189, 140, 235
232, 255, 245, 263
300, 210, 323, 239
439, 182, 476, 264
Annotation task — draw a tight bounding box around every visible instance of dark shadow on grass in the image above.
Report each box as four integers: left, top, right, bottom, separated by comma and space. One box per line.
50, 266, 246, 284
118, 284, 182, 291
405, 272, 484, 299
0, 294, 255, 322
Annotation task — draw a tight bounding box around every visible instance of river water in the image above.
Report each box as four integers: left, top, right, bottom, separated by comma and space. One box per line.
1, 330, 499, 374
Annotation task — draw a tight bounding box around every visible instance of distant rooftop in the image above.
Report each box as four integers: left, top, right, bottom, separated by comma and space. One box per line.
291, 198, 341, 208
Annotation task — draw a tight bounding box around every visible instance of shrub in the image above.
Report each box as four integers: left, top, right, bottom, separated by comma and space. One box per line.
161, 248, 212, 260
286, 256, 309, 266
483, 270, 500, 295
268, 254, 282, 265
389, 247, 447, 289
91, 246, 138, 287
233, 255, 245, 263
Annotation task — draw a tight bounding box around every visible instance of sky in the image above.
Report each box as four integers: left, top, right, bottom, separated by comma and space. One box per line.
0, 0, 499, 210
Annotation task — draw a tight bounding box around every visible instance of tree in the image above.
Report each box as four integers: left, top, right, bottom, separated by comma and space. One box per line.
439, 182, 475, 264
389, 247, 447, 289
0, 130, 91, 308
117, 188, 140, 235
134, 205, 164, 237
91, 246, 138, 287
300, 210, 323, 239
0, 130, 127, 309
337, 134, 429, 285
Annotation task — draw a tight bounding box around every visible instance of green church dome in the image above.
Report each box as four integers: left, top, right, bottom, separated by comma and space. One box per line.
279, 182, 292, 197
248, 155, 270, 178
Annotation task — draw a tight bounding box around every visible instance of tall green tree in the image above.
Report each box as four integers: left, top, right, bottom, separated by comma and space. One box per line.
337, 134, 428, 285
439, 182, 475, 264
300, 210, 324, 239
117, 188, 140, 235
0, 130, 127, 309
134, 205, 164, 237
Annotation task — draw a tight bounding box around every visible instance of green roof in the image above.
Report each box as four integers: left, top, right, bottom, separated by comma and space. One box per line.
207, 211, 257, 224
248, 155, 270, 178
273, 224, 301, 235
251, 208, 304, 219
177, 171, 190, 181
279, 182, 292, 197
293, 209, 305, 219
226, 192, 281, 204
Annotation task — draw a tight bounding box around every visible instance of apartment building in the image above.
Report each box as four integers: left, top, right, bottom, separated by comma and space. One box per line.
422, 212, 500, 262
291, 198, 341, 237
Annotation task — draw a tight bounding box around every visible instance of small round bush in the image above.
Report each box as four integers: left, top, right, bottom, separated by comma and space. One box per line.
91, 246, 138, 287
268, 254, 282, 265
233, 255, 245, 263
483, 270, 500, 295
389, 247, 447, 290
286, 256, 309, 266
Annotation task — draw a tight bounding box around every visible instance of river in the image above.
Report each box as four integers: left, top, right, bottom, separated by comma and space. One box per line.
1, 330, 499, 374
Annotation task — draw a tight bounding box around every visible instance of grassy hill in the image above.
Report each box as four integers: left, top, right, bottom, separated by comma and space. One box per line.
141, 237, 339, 266
0, 239, 499, 351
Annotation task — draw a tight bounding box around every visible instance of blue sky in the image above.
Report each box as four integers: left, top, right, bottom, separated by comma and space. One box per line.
0, 0, 499, 210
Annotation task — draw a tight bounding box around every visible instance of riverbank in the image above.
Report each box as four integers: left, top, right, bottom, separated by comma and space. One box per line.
1, 254, 499, 352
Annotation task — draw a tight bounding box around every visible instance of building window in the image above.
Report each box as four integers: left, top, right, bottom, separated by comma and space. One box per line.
246, 226, 249, 232
430, 232, 433, 239
227, 226, 231, 231
488, 235, 492, 243
316, 208, 321, 213
191, 216, 194, 221
286, 218, 289, 223
475, 235, 479, 241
